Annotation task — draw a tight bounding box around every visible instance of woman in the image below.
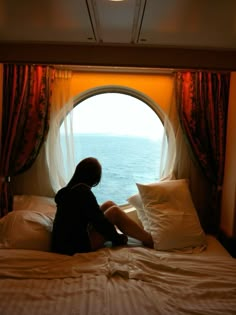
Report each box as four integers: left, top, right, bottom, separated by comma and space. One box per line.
51, 157, 153, 255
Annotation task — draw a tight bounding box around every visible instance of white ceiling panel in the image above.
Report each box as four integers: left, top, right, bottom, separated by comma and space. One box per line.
88, 0, 145, 43
138, 0, 236, 49
0, 0, 236, 51
0, 0, 96, 43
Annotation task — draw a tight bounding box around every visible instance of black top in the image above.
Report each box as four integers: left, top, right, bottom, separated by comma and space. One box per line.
51, 183, 121, 255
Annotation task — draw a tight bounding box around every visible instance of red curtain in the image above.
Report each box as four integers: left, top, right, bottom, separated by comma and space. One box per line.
175, 71, 230, 233
0, 64, 55, 217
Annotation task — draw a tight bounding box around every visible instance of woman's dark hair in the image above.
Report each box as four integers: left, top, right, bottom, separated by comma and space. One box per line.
67, 157, 102, 188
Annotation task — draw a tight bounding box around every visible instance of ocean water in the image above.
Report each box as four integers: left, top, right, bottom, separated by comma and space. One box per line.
63, 134, 162, 205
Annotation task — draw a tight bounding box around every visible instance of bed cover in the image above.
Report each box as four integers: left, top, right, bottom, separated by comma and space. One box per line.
0, 235, 236, 315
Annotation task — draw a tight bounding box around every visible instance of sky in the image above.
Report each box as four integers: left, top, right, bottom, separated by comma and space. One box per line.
70, 93, 164, 140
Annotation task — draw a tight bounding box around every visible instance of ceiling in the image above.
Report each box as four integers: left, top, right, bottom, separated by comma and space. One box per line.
1, 0, 236, 70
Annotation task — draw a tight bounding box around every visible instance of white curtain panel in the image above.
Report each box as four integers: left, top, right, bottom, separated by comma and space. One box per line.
159, 88, 176, 180
46, 70, 75, 193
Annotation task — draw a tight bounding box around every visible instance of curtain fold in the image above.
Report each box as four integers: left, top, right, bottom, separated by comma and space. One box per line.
175, 71, 230, 233
159, 89, 177, 180
0, 64, 54, 217
45, 69, 75, 193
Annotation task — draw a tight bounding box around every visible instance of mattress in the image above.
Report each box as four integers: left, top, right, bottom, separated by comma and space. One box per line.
127, 234, 231, 256
0, 239, 235, 315
0, 194, 234, 314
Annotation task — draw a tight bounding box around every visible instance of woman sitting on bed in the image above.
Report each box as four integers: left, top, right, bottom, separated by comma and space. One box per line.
51, 157, 153, 255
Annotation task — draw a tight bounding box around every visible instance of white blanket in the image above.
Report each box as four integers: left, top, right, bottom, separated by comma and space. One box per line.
0, 246, 236, 315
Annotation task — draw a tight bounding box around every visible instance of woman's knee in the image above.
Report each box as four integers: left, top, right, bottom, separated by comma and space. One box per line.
104, 205, 122, 224
100, 200, 117, 212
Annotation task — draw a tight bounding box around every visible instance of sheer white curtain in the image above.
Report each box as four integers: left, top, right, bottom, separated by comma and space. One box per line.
161, 78, 211, 226
158, 85, 176, 180
46, 70, 76, 193
159, 82, 198, 180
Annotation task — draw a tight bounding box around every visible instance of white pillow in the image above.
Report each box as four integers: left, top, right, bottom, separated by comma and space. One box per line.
13, 195, 56, 214
127, 193, 150, 232
137, 179, 207, 251
0, 210, 54, 251
127, 173, 176, 233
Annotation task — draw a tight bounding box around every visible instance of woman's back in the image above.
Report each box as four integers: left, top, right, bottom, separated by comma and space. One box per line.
51, 184, 94, 254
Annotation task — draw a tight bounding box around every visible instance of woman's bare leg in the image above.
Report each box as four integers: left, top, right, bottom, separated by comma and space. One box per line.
100, 200, 116, 212
89, 201, 128, 251
104, 205, 153, 248
88, 226, 106, 251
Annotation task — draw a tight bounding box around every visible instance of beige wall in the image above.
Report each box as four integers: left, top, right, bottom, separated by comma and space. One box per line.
0, 64, 3, 158
12, 72, 174, 197
221, 72, 236, 237
1, 67, 236, 236
70, 71, 174, 114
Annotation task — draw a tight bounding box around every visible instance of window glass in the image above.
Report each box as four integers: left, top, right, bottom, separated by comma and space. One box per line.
60, 91, 167, 205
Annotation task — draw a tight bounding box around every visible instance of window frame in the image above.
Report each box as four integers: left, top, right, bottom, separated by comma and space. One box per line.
54, 84, 176, 206
73, 84, 175, 155
74, 85, 166, 124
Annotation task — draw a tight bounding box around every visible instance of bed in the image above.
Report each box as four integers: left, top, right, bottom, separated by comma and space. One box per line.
0, 179, 236, 315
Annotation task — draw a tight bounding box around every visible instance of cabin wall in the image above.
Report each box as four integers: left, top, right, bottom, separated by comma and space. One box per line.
221, 72, 236, 237
70, 71, 173, 115
1, 66, 236, 237
0, 64, 2, 158
10, 71, 175, 198
11, 71, 174, 197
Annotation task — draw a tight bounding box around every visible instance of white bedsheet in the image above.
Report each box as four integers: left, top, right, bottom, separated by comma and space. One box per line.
0, 246, 236, 315
127, 234, 231, 256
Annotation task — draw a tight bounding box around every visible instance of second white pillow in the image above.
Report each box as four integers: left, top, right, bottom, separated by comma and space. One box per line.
137, 179, 207, 251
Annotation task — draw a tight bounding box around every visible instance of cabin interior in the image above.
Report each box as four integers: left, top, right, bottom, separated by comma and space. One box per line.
1, 0, 236, 257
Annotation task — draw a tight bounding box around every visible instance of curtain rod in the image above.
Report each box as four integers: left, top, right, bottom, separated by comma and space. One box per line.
54, 65, 175, 74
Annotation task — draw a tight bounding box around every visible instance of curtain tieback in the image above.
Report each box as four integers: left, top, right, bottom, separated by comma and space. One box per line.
0, 176, 11, 183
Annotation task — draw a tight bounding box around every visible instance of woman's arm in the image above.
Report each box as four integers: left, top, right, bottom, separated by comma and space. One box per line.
75, 186, 126, 245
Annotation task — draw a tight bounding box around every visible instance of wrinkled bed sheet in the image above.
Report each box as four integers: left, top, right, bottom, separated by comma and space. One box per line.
0, 246, 236, 315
